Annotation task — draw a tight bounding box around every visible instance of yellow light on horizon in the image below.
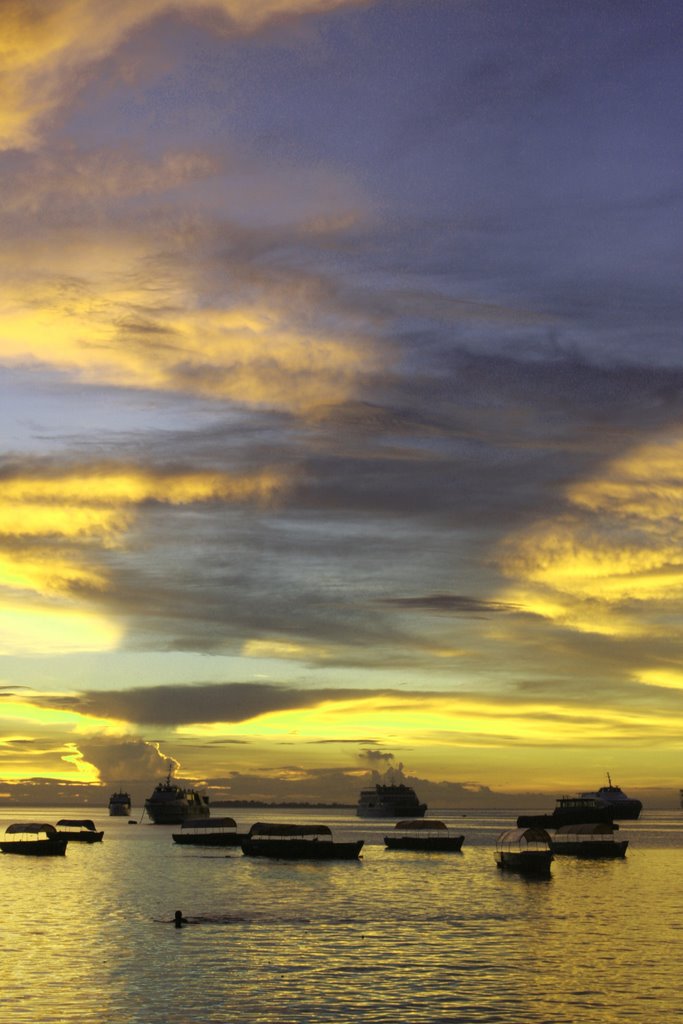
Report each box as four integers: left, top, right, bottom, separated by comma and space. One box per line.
175, 692, 681, 748
0, 600, 122, 655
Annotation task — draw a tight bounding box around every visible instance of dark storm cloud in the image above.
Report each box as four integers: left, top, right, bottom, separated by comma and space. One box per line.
33, 682, 386, 727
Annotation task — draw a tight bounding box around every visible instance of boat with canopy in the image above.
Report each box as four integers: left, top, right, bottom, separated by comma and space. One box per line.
0, 823, 68, 856
172, 817, 245, 846
549, 822, 628, 858
55, 819, 104, 843
241, 822, 364, 860
495, 827, 553, 876
384, 819, 465, 852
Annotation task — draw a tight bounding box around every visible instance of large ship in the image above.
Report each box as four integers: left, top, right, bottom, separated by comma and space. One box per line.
517, 795, 615, 829
580, 775, 642, 820
356, 783, 427, 818
108, 790, 131, 817
144, 765, 210, 825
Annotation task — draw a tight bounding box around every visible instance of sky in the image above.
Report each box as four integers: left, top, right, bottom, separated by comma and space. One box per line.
1, 0, 683, 809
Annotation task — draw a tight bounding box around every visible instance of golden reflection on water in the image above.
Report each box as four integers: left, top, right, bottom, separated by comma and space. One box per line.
0, 811, 681, 1022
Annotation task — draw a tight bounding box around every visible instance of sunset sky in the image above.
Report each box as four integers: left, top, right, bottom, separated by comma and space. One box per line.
2, 0, 683, 808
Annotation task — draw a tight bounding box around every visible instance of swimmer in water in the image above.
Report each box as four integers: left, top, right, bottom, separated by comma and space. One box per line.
174, 910, 188, 928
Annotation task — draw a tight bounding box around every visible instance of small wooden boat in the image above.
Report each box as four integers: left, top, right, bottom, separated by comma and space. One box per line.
384, 819, 464, 852
0, 823, 68, 856
495, 827, 552, 876
549, 822, 628, 858
55, 819, 104, 843
172, 817, 246, 846
241, 822, 364, 860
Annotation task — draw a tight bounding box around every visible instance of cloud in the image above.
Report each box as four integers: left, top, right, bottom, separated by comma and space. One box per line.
0, 458, 290, 654
33, 682, 379, 727
380, 594, 517, 615
497, 428, 683, 638
0, 0, 370, 150
76, 736, 177, 783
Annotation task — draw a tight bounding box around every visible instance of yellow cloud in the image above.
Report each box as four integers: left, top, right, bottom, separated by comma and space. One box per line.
0, 463, 290, 652
1, 467, 288, 509
177, 692, 677, 748
497, 430, 683, 636
243, 638, 332, 661
0, 255, 377, 414
635, 669, 683, 691
0, 0, 369, 150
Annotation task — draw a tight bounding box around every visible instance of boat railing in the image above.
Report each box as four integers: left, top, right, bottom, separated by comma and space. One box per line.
552, 823, 619, 842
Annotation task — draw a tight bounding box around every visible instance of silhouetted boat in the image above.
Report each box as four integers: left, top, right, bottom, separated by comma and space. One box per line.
495, 827, 552, 876
580, 775, 642, 820
172, 817, 245, 846
55, 819, 104, 843
241, 822, 363, 860
549, 822, 628, 858
356, 783, 427, 818
108, 790, 131, 817
517, 795, 615, 829
0, 823, 68, 857
384, 819, 464, 852
144, 764, 210, 825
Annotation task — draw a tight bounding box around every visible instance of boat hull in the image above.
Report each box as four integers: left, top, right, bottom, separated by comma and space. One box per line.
146, 804, 203, 825
109, 804, 131, 817
357, 805, 427, 819
172, 832, 246, 846
607, 804, 641, 821
241, 838, 364, 860
57, 831, 104, 843
495, 850, 552, 876
384, 835, 464, 852
550, 839, 628, 858
0, 838, 67, 856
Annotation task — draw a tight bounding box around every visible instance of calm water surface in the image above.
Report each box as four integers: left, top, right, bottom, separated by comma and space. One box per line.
1, 807, 681, 1023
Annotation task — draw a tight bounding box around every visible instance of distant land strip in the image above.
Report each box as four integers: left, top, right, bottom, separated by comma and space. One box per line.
211, 800, 355, 809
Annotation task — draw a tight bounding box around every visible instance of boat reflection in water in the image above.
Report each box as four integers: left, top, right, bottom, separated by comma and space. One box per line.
495, 827, 553, 876
241, 822, 364, 860
549, 822, 628, 858
384, 819, 465, 853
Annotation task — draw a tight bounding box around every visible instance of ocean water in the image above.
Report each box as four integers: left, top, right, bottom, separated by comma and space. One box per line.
1, 807, 681, 1023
